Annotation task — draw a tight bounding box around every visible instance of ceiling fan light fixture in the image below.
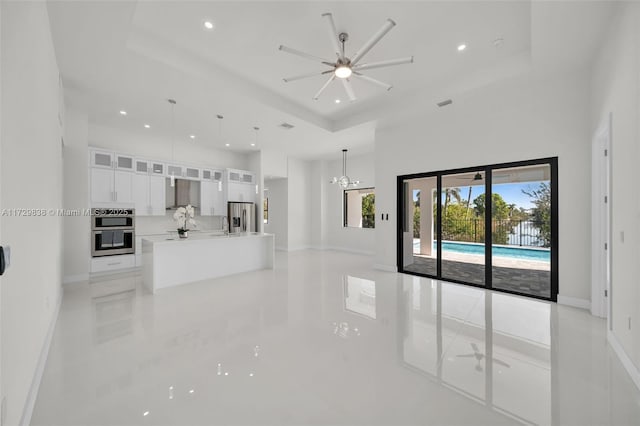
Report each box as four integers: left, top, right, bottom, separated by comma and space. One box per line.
335, 65, 352, 79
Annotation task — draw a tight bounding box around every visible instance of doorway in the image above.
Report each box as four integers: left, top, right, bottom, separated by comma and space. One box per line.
398, 158, 558, 302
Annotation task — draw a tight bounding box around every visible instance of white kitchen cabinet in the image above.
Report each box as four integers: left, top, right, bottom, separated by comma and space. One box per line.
184, 167, 200, 180
90, 149, 114, 169
115, 154, 134, 172
134, 174, 150, 214
114, 171, 134, 203
150, 162, 165, 176
200, 181, 214, 216
91, 168, 115, 203
134, 174, 165, 216
91, 169, 134, 203
91, 254, 135, 273
241, 172, 254, 184
135, 159, 150, 174
227, 182, 256, 203
149, 175, 166, 215
167, 164, 184, 179
200, 181, 225, 216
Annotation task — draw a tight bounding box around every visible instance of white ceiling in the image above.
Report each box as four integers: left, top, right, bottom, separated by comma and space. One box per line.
47, 1, 615, 160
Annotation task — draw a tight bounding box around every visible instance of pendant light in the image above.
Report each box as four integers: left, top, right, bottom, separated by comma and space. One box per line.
253, 126, 260, 194
330, 149, 360, 189
217, 115, 224, 191
168, 99, 177, 187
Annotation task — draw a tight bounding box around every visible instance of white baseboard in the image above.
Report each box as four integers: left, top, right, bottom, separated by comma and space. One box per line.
374, 263, 398, 272
557, 295, 591, 310
62, 273, 89, 285
607, 330, 640, 391
19, 288, 63, 426
323, 246, 375, 256
285, 245, 311, 252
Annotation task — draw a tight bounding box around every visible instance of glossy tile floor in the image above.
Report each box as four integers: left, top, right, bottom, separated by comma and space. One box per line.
33, 250, 640, 425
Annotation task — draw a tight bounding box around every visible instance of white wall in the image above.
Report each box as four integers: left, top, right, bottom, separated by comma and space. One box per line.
89, 123, 248, 171
287, 158, 312, 250
309, 160, 328, 249
591, 3, 640, 375
264, 178, 288, 250
375, 70, 592, 302
321, 152, 376, 254
1, 2, 63, 425
62, 108, 90, 282
262, 148, 287, 178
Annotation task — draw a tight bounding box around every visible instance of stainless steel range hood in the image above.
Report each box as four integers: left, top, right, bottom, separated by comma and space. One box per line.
165, 178, 200, 210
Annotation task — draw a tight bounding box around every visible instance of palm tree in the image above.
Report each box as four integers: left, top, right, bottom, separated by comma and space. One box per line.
443, 187, 461, 218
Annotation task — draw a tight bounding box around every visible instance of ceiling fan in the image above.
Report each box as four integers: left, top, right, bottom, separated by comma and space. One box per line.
279, 13, 414, 101
457, 343, 511, 372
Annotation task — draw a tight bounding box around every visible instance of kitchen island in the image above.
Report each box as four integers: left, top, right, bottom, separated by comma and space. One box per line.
141, 232, 274, 293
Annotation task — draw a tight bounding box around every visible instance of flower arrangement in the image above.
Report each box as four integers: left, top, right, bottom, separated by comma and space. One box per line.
173, 204, 196, 237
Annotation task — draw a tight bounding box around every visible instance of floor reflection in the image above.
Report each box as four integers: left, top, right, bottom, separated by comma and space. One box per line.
399, 276, 551, 425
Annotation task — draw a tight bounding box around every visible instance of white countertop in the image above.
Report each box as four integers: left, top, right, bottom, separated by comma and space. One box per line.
141, 232, 273, 244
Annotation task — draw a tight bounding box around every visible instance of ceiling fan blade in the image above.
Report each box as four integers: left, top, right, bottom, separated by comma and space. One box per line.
283, 70, 333, 83
352, 72, 392, 91
279, 45, 333, 65
313, 75, 336, 100
321, 13, 342, 59
342, 78, 356, 101
354, 56, 414, 71
350, 18, 396, 65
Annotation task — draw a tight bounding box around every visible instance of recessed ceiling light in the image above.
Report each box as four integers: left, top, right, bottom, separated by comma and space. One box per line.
457, 44, 466, 51
144, 124, 150, 128
119, 110, 127, 116
251, 143, 255, 147
190, 134, 195, 139
335, 99, 341, 104
225, 143, 230, 147
203, 20, 214, 31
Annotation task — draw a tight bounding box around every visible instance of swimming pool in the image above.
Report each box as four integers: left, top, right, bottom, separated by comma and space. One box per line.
413, 240, 550, 262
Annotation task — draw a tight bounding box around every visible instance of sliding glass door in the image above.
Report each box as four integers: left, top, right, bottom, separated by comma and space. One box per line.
397, 158, 557, 301
491, 164, 552, 299
440, 170, 486, 286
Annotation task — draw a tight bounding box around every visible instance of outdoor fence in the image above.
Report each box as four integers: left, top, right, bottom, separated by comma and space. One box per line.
439, 218, 548, 247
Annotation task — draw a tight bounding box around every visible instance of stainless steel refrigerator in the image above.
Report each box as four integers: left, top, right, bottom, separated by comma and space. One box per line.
227, 202, 256, 234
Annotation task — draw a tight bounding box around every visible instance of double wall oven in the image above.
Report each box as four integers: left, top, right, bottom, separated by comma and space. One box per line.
91, 208, 135, 257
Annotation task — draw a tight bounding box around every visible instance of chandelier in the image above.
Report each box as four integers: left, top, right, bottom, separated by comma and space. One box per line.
330, 149, 360, 189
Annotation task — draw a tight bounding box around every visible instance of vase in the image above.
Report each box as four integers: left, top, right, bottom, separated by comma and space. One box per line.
178, 229, 188, 239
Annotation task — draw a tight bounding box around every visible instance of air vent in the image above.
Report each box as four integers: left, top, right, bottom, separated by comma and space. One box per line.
437, 99, 453, 107
279, 122, 295, 130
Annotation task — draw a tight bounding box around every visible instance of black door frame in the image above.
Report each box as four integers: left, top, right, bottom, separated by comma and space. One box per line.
396, 157, 558, 302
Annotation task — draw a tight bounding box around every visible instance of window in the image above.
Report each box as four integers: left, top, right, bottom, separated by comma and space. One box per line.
263, 197, 268, 224
344, 188, 375, 228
